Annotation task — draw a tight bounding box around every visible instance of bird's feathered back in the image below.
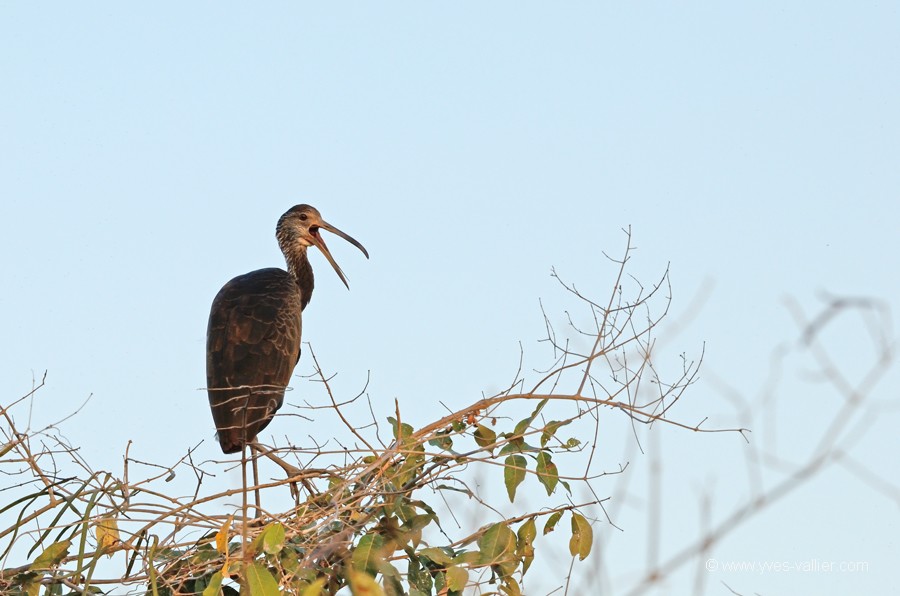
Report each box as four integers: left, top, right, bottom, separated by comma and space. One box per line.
206, 266, 307, 453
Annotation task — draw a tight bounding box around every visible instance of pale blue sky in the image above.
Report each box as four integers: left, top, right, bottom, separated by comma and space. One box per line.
2, 3, 898, 594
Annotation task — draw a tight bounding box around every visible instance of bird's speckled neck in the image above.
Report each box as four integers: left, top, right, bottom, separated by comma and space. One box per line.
284, 247, 314, 310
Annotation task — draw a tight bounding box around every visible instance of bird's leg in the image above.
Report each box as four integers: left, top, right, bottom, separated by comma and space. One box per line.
250, 443, 262, 518
240, 443, 248, 561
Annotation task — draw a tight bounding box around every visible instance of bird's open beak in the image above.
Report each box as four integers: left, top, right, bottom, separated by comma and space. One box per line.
311, 221, 369, 289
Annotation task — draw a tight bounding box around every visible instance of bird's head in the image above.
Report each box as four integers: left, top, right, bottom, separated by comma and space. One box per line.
276, 204, 369, 288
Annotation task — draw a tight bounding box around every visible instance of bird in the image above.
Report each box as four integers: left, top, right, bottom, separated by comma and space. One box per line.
206, 204, 368, 454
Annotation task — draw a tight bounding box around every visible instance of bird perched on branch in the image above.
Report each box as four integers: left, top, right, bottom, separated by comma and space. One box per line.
206, 204, 368, 454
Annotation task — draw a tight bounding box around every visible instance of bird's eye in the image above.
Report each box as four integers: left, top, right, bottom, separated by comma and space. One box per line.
299, 213, 308, 221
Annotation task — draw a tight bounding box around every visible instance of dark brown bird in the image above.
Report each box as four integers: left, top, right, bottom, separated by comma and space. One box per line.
206, 205, 368, 454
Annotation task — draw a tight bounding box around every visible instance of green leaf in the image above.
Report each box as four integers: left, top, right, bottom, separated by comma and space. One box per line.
399, 513, 433, 548
190, 544, 222, 564
201, 571, 223, 596
499, 576, 523, 596
516, 518, 537, 575
568, 512, 593, 561
517, 517, 537, 545
407, 556, 432, 593
478, 523, 517, 577
473, 424, 496, 448
498, 436, 538, 456
478, 523, 517, 562
11, 571, 37, 588
352, 533, 386, 576
513, 398, 549, 436
251, 522, 285, 555
535, 451, 559, 495
402, 514, 435, 533
292, 568, 319, 584
94, 516, 120, 552
564, 437, 581, 449
409, 498, 438, 518
392, 443, 425, 486
451, 550, 481, 566
301, 578, 326, 596
418, 547, 453, 566
428, 431, 453, 451
540, 420, 571, 447
379, 562, 405, 596
393, 498, 417, 522
245, 561, 279, 596
0, 441, 15, 458
387, 416, 414, 441
30, 540, 71, 570
433, 569, 447, 593
19, 576, 40, 596
280, 547, 300, 574
348, 570, 385, 595
543, 511, 563, 535
503, 455, 527, 502
446, 565, 468, 591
